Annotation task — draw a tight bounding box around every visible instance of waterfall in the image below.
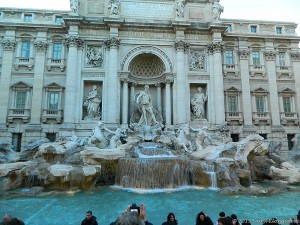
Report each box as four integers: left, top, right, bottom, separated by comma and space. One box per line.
200, 162, 218, 189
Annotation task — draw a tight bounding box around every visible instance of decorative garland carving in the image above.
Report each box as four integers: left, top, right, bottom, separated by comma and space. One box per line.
290, 52, 300, 61
207, 42, 223, 53
264, 51, 276, 61
104, 37, 120, 49
34, 41, 48, 51
66, 36, 84, 48
238, 50, 249, 60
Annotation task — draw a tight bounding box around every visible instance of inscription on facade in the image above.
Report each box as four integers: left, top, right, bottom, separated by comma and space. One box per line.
121, 1, 173, 18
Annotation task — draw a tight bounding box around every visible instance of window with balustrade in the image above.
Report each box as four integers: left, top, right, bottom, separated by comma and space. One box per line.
251, 88, 270, 124
52, 43, 62, 59
8, 82, 32, 123
21, 41, 30, 59
224, 50, 234, 65
252, 51, 261, 66
42, 83, 64, 123
224, 87, 242, 124
46, 38, 65, 71
279, 88, 298, 124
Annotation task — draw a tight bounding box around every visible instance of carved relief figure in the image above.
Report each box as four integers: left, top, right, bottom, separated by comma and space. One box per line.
136, 85, 158, 126
212, 0, 223, 22
190, 50, 206, 70
70, 0, 79, 13
108, 0, 120, 15
174, 0, 185, 19
191, 87, 207, 119
86, 46, 103, 67
83, 85, 101, 120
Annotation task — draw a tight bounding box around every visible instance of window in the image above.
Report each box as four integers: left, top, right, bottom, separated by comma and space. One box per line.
250, 25, 257, 33
48, 92, 59, 110
276, 27, 282, 34
21, 41, 30, 58
15, 91, 26, 109
52, 43, 62, 59
252, 51, 260, 66
279, 52, 286, 66
24, 14, 32, 22
55, 16, 64, 24
228, 96, 238, 112
46, 133, 57, 142
226, 24, 232, 32
255, 96, 264, 112
225, 50, 234, 65
12, 133, 22, 152
287, 134, 295, 150
282, 96, 291, 113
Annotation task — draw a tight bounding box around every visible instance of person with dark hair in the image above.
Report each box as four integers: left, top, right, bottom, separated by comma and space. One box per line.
0, 218, 25, 225
162, 213, 178, 225
289, 218, 297, 225
241, 220, 251, 225
81, 210, 98, 225
3, 215, 11, 222
196, 212, 214, 225
231, 214, 240, 225
217, 217, 232, 225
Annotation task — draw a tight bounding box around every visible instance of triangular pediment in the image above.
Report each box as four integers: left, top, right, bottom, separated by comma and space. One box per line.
45, 82, 64, 89
11, 81, 31, 88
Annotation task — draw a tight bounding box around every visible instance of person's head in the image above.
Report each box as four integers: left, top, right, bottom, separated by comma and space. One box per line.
86, 210, 93, 220
241, 220, 251, 225
167, 213, 176, 222
1, 218, 25, 225
218, 217, 233, 225
219, 212, 226, 218
144, 85, 149, 92
113, 211, 144, 225
198, 212, 206, 221
3, 215, 11, 222
197, 87, 202, 92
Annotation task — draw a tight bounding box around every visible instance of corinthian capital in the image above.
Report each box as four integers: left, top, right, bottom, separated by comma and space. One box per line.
1, 39, 16, 51
34, 41, 48, 51
104, 37, 120, 49
174, 40, 190, 52
66, 36, 84, 48
207, 42, 223, 53
264, 51, 276, 61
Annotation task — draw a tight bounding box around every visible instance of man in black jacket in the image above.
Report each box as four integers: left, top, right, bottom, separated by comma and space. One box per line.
81, 210, 98, 225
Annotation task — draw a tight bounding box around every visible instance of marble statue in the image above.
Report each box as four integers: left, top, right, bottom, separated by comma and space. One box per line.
174, 0, 185, 19
70, 0, 79, 13
212, 0, 224, 22
191, 87, 207, 120
108, 0, 120, 15
136, 85, 158, 126
88, 121, 124, 149
83, 85, 101, 120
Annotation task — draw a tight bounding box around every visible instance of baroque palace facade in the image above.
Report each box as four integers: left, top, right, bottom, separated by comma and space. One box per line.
0, 0, 300, 157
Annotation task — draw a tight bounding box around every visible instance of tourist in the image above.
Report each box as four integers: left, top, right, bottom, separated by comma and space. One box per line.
196, 212, 213, 225
217, 217, 232, 225
3, 215, 11, 222
241, 220, 251, 225
290, 218, 297, 225
231, 214, 240, 225
215, 212, 226, 225
0, 218, 24, 225
162, 212, 178, 225
81, 210, 98, 225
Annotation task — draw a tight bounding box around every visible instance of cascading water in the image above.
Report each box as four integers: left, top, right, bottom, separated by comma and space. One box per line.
200, 162, 218, 189
115, 142, 212, 189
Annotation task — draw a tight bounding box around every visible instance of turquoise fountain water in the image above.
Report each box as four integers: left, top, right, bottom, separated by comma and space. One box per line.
1, 186, 299, 225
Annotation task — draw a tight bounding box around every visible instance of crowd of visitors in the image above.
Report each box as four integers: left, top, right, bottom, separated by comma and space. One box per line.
2, 208, 299, 225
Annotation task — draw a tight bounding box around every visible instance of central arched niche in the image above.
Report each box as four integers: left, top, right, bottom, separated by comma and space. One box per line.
128, 53, 166, 81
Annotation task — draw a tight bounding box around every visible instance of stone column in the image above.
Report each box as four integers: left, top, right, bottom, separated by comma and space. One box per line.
290, 52, 300, 115
165, 74, 174, 127
104, 37, 120, 125
265, 51, 280, 126
156, 83, 162, 114
102, 44, 110, 122
208, 50, 215, 123
64, 36, 83, 125
129, 82, 137, 117
30, 39, 48, 124
238, 49, 253, 126
208, 42, 225, 124
121, 76, 129, 127
174, 40, 189, 124
0, 38, 16, 126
